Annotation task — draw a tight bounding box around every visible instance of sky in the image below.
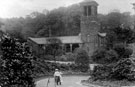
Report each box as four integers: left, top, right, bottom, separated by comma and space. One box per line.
0, 0, 135, 18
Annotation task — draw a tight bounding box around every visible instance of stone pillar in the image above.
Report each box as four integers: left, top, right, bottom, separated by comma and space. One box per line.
79, 43, 82, 48
65, 44, 67, 52
61, 44, 65, 54
70, 44, 73, 52
43, 45, 46, 57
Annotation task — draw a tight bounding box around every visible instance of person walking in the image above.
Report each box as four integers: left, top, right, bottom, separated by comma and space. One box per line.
54, 69, 63, 86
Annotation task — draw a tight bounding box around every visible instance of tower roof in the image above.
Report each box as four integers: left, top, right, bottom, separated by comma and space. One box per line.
84, 0, 94, 2
80, 0, 98, 6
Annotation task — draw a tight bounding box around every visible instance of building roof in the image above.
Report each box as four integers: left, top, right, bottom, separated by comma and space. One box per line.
29, 36, 83, 45
80, 0, 98, 6
84, 0, 95, 2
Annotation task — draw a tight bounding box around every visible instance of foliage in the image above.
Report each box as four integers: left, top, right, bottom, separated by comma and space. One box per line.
91, 65, 112, 81
91, 58, 135, 81
110, 58, 135, 81
113, 43, 133, 58
65, 52, 76, 61
75, 48, 89, 72
124, 47, 133, 57
43, 53, 75, 61
1, 4, 81, 39
33, 58, 79, 77
91, 26, 135, 81
99, 11, 133, 30
92, 48, 118, 64
45, 38, 62, 61
0, 36, 35, 87
106, 26, 135, 49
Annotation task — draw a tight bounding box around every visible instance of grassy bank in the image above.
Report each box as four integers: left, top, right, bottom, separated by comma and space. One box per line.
81, 78, 135, 87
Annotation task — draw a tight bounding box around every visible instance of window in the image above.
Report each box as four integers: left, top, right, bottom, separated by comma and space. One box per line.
94, 6, 97, 15
84, 6, 87, 16
88, 6, 91, 16
83, 6, 92, 16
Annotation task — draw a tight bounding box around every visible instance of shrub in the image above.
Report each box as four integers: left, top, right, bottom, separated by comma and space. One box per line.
91, 47, 135, 81
0, 37, 35, 87
44, 55, 54, 60
75, 48, 89, 72
65, 52, 76, 61
92, 48, 118, 64
90, 26, 135, 82
91, 65, 112, 81
113, 43, 133, 58
123, 47, 133, 58
110, 58, 135, 81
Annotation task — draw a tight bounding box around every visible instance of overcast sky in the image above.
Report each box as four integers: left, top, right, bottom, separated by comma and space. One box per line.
0, 0, 135, 18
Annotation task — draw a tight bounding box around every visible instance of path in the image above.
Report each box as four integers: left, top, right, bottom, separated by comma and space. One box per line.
36, 76, 89, 87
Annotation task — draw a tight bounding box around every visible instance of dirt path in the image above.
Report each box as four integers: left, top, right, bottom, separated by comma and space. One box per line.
36, 75, 89, 87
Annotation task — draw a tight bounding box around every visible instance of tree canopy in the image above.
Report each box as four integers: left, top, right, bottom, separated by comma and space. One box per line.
0, 4, 133, 42
91, 26, 135, 81
0, 35, 35, 87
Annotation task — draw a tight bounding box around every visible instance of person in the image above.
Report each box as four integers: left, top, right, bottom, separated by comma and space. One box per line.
54, 69, 63, 85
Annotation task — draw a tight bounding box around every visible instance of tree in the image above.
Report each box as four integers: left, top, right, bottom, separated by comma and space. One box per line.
92, 48, 118, 65
99, 11, 132, 31
107, 12, 122, 28
45, 38, 62, 61
113, 43, 133, 59
75, 48, 89, 72
106, 26, 135, 49
91, 26, 135, 81
0, 35, 35, 87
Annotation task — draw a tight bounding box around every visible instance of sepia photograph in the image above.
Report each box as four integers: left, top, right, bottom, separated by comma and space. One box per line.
0, 0, 135, 87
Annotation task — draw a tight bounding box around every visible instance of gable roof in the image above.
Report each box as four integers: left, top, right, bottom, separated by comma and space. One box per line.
29, 36, 83, 44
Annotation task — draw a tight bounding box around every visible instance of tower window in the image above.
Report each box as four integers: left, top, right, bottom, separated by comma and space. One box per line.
84, 6, 92, 16
84, 6, 87, 16
94, 6, 97, 15
88, 6, 91, 16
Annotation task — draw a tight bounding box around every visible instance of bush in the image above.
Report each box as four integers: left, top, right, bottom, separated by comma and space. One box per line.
123, 47, 133, 58
44, 52, 76, 61
92, 48, 118, 64
113, 43, 133, 58
91, 58, 135, 81
110, 58, 135, 81
65, 52, 76, 61
56, 55, 67, 61
91, 47, 135, 81
67, 63, 76, 71
75, 48, 89, 72
91, 65, 112, 81
90, 26, 135, 82
44, 55, 54, 60
0, 37, 35, 87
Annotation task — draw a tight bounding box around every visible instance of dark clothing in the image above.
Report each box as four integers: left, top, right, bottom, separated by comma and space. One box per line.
55, 76, 61, 85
